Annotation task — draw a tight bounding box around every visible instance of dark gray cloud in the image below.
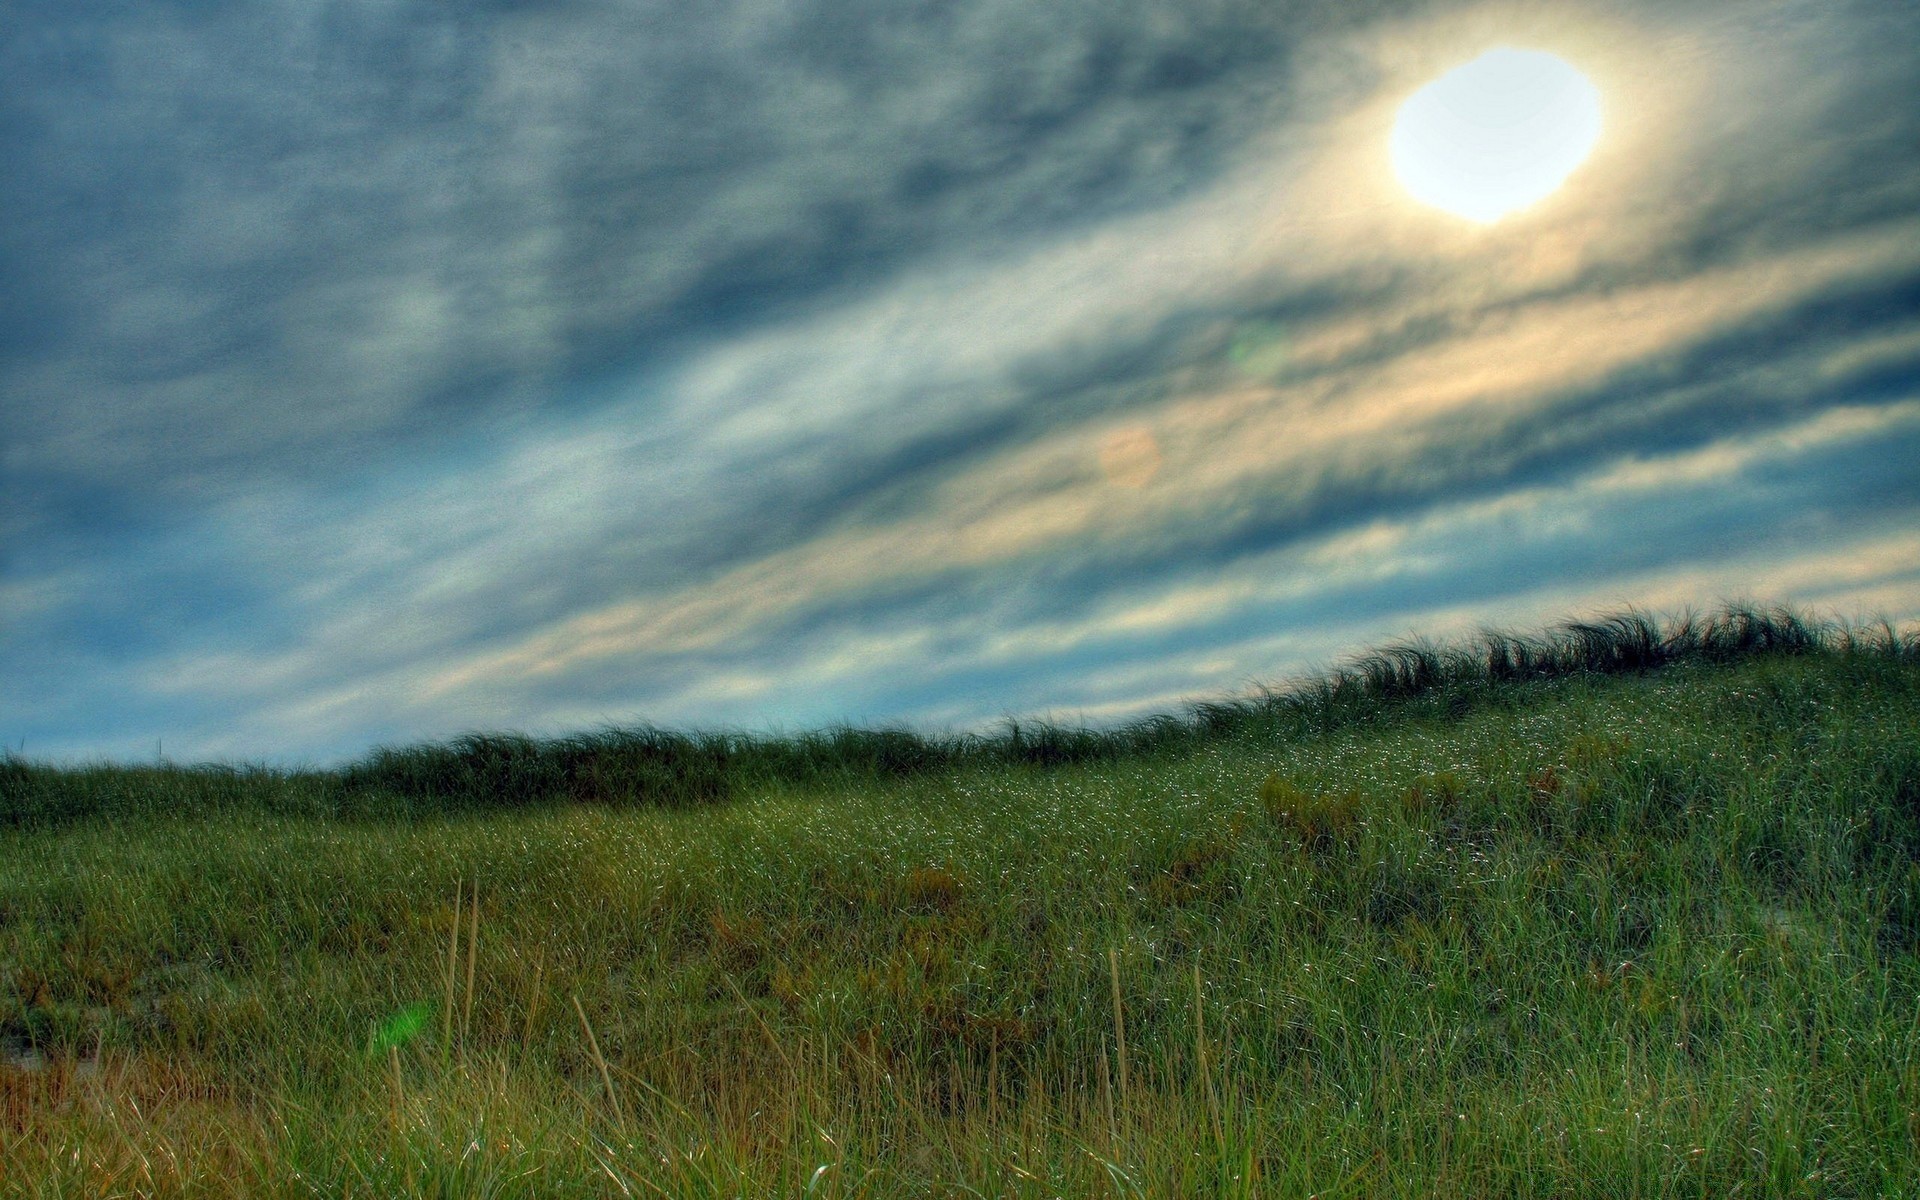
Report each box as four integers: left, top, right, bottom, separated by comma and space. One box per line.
2, 0, 1414, 523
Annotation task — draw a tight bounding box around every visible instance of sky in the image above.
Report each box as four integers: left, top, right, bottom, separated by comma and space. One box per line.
4, 0, 1919, 767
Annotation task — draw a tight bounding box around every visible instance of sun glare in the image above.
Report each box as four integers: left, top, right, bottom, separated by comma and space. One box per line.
1390, 47, 1602, 223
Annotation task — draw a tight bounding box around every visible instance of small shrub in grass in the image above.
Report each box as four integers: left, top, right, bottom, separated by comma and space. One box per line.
1525, 765, 1569, 815
1146, 837, 1237, 906
1524, 788, 1585, 849
1566, 732, 1632, 771
1400, 769, 1470, 815
1258, 772, 1307, 817
1387, 913, 1462, 972
1260, 773, 1365, 846
897, 865, 966, 913
708, 909, 769, 973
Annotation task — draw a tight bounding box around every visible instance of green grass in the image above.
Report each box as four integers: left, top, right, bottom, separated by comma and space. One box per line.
3, 606, 1919, 1197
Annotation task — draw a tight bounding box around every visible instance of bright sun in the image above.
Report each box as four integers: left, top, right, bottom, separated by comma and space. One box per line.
1390, 47, 1602, 224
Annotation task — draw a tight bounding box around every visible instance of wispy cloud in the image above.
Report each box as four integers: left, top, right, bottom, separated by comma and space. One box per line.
4, 0, 1918, 764
392, 219, 1920, 698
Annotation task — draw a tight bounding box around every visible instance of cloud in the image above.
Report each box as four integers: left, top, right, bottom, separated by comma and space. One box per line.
4, 0, 1919, 764
3, 0, 1384, 521
378, 216, 1920, 699
700, 402, 1920, 736
27, 284, 1913, 764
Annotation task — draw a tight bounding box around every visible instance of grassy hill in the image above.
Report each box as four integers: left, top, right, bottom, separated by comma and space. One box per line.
3, 608, 1919, 1197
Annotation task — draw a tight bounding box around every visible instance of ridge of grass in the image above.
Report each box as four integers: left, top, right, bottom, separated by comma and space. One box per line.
5, 604, 1913, 831
2, 603, 1919, 1196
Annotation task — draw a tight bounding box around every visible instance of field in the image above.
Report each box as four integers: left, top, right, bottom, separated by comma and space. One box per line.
4, 609, 1919, 1197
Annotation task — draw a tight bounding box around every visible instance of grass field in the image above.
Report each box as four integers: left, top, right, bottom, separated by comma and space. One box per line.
3, 607, 1919, 1197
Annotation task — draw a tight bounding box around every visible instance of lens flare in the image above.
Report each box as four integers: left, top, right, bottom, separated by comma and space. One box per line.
369, 1001, 432, 1056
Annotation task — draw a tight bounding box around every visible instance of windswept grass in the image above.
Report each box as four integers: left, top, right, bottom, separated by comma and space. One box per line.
6, 604, 1909, 831
2, 604, 1919, 1196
